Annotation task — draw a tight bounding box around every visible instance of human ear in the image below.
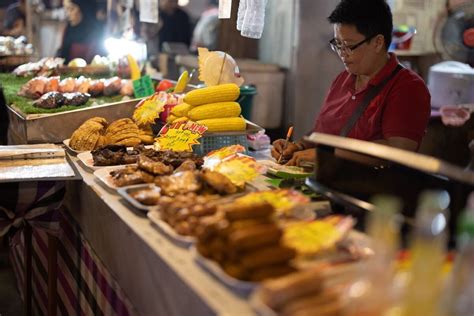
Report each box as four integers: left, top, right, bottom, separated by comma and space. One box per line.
374, 34, 385, 53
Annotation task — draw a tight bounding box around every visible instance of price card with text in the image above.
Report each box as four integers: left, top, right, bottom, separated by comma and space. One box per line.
213, 155, 261, 188
154, 121, 208, 152
133, 75, 155, 98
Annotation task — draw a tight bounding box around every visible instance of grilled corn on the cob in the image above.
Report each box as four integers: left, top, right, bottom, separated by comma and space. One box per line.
184, 84, 240, 106
197, 117, 246, 132
188, 102, 241, 120
171, 103, 193, 117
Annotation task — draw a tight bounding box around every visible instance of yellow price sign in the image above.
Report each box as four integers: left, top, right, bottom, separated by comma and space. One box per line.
214, 156, 260, 188
155, 120, 207, 152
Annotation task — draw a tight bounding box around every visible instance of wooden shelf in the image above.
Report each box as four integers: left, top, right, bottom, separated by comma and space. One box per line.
393, 49, 437, 56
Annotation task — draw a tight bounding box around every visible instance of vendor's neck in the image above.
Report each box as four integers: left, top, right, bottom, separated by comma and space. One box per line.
356, 53, 390, 88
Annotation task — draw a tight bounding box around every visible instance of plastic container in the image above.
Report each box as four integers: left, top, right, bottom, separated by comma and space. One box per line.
390, 26, 417, 51
238, 85, 257, 120
193, 134, 248, 156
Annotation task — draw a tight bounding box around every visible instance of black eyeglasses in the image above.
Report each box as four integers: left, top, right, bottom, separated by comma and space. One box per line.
329, 35, 376, 55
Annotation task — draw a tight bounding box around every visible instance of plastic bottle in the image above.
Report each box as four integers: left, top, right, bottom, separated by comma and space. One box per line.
346, 195, 402, 316
401, 190, 450, 316
442, 193, 474, 316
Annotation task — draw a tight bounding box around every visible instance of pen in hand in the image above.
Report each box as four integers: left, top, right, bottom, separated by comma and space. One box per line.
277, 126, 294, 164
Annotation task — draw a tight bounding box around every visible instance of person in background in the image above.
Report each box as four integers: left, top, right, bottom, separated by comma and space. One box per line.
191, 0, 219, 51
2, 0, 26, 37
56, 0, 105, 63
272, 0, 431, 166
158, 0, 191, 51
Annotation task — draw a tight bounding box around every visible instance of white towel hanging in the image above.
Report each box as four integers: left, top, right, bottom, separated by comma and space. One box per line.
241, 0, 268, 39
236, 0, 248, 31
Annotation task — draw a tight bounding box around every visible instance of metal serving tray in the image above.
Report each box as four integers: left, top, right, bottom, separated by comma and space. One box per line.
7, 98, 142, 144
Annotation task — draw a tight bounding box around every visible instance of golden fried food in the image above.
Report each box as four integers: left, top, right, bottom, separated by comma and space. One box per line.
70, 117, 150, 151
138, 134, 155, 145
70, 117, 109, 151
108, 131, 140, 143
115, 137, 142, 147
105, 118, 134, 132
87, 117, 108, 127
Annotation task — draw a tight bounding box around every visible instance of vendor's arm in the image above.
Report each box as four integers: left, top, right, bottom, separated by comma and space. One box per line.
271, 138, 315, 161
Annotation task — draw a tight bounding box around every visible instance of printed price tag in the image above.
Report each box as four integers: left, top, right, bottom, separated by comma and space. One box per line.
155, 120, 208, 152
133, 75, 155, 98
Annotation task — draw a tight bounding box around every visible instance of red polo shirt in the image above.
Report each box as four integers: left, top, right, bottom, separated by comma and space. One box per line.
314, 53, 431, 146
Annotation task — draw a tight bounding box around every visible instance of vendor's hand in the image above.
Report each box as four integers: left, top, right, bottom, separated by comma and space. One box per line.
271, 139, 300, 161
286, 149, 316, 167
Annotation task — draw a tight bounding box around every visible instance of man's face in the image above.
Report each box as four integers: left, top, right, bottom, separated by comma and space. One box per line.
333, 23, 381, 76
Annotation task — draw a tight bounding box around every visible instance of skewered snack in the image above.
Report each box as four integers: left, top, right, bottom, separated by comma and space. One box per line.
44, 76, 60, 93
142, 150, 204, 169
32, 91, 90, 109
200, 169, 238, 195
103, 76, 122, 96
19, 75, 133, 100
13, 57, 64, 77
34, 92, 65, 109
18, 76, 47, 98
91, 144, 139, 166
137, 154, 174, 175
154, 171, 202, 196
110, 165, 155, 187
62, 92, 90, 106
120, 79, 134, 96
257, 263, 354, 316
88, 79, 105, 96
59, 77, 76, 93
196, 202, 296, 282
159, 193, 222, 236
75, 76, 91, 93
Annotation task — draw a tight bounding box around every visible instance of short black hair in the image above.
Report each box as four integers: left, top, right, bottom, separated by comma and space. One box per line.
328, 0, 393, 50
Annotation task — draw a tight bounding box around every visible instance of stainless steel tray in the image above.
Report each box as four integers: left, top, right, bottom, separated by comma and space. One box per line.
117, 183, 160, 212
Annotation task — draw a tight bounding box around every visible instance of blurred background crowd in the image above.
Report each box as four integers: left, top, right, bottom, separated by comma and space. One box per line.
0, 0, 225, 63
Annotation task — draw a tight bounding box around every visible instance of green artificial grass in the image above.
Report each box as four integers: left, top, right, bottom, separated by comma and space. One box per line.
0, 73, 126, 115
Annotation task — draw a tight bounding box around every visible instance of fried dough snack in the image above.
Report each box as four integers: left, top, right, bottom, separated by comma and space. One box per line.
70, 117, 150, 151
104, 118, 141, 146
70, 117, 108, 151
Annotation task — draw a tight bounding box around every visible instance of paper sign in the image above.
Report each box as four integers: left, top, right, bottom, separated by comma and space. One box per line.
140, 0, 159, 23
132, 93, 166, 126
133, 75, 155, 98
219, 0, 233, 19
155, 121, 208, 152
213, 156, 260, 187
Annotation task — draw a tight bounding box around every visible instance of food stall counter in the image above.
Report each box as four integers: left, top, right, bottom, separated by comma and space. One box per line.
63, 156, 256, 316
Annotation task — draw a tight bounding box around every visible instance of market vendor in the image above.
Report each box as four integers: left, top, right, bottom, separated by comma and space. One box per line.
2, 0, 26, 37
272, 0, 431, 166
56, 0, 105, 63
